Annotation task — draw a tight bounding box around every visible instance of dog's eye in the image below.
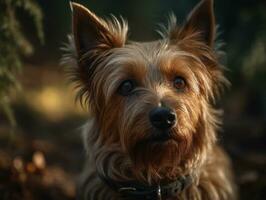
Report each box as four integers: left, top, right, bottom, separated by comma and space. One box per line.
118, 80, 136, 96
173, 76, 186, 90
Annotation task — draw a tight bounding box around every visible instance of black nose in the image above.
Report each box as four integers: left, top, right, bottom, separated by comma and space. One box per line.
149, 107, 176, 130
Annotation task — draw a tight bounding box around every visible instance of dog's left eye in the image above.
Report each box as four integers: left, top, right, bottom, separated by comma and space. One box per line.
173, 76, 186, 90
118, 80, 136, 96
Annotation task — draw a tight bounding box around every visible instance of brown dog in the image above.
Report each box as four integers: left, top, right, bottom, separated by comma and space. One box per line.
62, 0, 237, 199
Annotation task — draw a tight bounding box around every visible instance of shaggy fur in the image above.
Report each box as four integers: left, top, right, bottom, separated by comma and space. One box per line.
62, 0, 237, 199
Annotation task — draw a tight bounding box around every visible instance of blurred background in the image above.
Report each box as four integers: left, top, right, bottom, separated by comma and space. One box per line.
0, 0, 265, 199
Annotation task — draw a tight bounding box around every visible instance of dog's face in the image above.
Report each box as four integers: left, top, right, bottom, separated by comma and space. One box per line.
69, 0, 227, 179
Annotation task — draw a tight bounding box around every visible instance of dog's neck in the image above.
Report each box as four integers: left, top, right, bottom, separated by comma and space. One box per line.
85, 129, 200, 186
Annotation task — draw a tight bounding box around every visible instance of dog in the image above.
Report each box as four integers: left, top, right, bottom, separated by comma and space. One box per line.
62, 0, 237, 199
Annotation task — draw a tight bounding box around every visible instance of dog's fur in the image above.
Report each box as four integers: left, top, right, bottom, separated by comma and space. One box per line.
62, 0, 237, 199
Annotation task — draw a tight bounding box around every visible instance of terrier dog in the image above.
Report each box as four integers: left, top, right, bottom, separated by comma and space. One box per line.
62, 0, 237, 199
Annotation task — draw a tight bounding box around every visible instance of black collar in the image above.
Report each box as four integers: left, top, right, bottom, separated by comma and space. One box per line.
98, 173, 192, 200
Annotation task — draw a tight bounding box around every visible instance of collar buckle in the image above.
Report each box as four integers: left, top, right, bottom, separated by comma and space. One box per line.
157, 184, 162, 200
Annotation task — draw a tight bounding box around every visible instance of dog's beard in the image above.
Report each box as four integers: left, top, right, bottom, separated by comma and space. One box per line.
124, 126, 194, 182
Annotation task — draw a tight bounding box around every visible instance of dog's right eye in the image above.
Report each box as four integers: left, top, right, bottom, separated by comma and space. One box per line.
118, 80, 136, 96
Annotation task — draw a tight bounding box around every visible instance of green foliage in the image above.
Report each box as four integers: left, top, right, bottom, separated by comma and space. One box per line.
0, 0, 43, 127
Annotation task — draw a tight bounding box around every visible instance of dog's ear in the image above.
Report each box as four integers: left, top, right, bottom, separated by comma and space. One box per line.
68, 3, 128, 105
181, 0, 216, 47
71, 2, 127, 57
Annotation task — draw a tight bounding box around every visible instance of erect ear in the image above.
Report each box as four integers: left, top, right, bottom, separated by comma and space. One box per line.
71, 2, 127, 58
181, 0, 216, 47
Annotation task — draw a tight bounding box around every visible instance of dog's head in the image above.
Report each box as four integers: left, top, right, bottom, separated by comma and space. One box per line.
66, 0, 228, 180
